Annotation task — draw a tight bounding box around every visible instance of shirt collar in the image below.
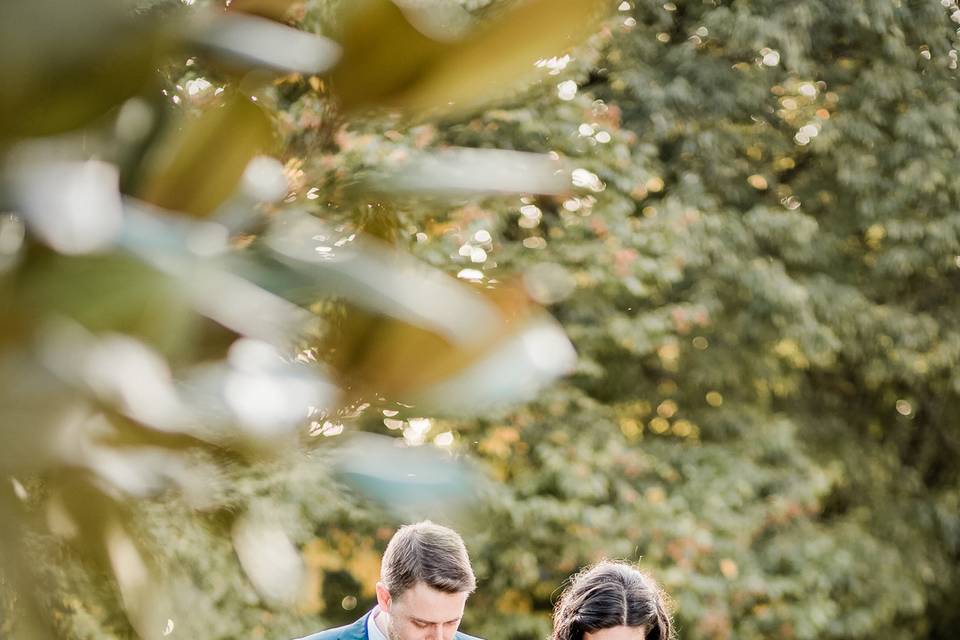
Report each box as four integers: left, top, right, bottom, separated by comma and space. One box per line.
366, 606, 389, 640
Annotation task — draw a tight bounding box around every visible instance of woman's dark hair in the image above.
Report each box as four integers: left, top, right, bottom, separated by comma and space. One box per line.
551, 560, 674, 640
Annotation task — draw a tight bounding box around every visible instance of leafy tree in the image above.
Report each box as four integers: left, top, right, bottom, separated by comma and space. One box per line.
4, 1, 959, 640
420, 1, 960, 638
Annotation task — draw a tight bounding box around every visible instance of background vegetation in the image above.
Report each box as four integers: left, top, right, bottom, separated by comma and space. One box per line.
1, 1, 958, 639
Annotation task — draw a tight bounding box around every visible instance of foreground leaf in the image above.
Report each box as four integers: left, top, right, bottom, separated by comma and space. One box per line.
0, 0, 161, 140
329, 0, 608, 116
133, 95, 275, 217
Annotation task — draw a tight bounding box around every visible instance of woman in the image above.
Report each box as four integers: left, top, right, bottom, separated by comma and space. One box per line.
551, 560, 674, 640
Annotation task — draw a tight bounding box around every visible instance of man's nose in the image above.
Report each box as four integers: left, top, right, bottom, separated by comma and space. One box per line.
429, 624, 444, 640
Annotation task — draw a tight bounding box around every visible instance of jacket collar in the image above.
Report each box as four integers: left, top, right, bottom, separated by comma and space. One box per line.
341, 610, 370, 640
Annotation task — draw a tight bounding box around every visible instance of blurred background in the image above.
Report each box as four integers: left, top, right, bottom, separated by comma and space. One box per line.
1, 0, 959, 639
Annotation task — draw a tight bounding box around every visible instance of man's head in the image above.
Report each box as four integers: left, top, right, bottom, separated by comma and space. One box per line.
375, 521, 476, 640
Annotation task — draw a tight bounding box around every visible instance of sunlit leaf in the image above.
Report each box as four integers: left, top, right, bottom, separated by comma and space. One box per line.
329, 289, 576, 415
327, 0, 448, 112
405, 311, 577, 414
133, 94, 275, 217
329, 0, 608, 116
391, 0, 607, 115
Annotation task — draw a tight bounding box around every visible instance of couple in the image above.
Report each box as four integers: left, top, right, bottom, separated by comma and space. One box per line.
296, 521, 673, 640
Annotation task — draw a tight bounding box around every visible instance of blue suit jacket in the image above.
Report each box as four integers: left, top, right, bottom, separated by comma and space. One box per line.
295, 610, 483, 640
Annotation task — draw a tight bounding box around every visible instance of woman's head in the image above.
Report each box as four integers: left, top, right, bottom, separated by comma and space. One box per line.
551, 560, 674, 640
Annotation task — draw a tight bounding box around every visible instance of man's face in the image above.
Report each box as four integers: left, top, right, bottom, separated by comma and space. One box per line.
377, 581, 469, 640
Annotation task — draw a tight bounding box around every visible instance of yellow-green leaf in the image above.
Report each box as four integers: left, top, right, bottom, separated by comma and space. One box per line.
392, 0, 608, 115
329, 0, 608, 116
329, 0, 446, 112
133, 95, 275, 217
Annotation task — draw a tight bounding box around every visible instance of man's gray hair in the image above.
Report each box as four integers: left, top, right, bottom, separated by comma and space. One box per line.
381, 520, 477, 597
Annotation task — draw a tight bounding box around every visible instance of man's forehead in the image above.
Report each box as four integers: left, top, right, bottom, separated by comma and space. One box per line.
394, 582, 469, 619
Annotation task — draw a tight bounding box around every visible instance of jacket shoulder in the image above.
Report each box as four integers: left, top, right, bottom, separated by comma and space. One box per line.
293, 615, 367, 640
293, 628, 347, 640
456, 633, 484, 640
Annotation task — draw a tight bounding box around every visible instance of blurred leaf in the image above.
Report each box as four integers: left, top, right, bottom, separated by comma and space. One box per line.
15, 251, 196, 360
391, 0, 607, 115
0, 0, 162, 140
331, 433, 481, 520
367, 147, 571, 197
328, 0, 445, 112
178, 338, 338, 442
103, 518, 172, 640
232, 508, 305, 606
0, 486, 55, 640
226, 0, 303, 21
391, 0, 474, 42
0, 364, 74, 477
34, 322, 198, 438
133, 95, 275, 217
119, 201, 316, 347
235, 211, 577, 412
186, 11, 341, 75
329, 0, 607, 116
405, 310, 577, 414
256, 211, 499, 340
8, 157, 124, 254
330, 287, 575, 414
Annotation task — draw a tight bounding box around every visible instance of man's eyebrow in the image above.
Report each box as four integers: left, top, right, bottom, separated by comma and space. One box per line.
411, 616, 462, 625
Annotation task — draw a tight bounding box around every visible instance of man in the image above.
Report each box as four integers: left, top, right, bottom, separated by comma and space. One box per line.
297, 521, 482, 640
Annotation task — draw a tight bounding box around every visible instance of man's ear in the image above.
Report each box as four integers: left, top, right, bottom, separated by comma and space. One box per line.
375, 582, 392, 613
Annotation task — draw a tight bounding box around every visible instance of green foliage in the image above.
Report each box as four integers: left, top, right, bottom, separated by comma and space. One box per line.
422, 1, 960, 638
4, 1, 960, 639
312, 0, 959, 637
